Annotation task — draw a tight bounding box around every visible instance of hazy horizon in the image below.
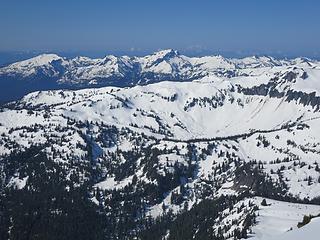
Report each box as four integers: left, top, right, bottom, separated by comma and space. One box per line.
1, 48, 320, 67
1, 0, 320, 59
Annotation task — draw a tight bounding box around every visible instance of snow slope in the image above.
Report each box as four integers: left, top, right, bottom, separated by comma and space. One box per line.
277, 217, 320, 240
251, 197, 320, 240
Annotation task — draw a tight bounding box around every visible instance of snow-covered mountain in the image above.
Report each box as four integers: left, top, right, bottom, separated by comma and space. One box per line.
1, 52, 320, 239
1, 49, 318, 103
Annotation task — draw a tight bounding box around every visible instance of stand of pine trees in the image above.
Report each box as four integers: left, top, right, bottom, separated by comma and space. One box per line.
0, 146, 106, 240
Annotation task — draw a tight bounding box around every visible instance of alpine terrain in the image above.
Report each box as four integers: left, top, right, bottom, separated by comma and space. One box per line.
1, 50, 320, 239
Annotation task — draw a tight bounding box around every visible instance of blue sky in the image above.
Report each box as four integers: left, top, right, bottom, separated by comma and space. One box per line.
0, 0, 320, 56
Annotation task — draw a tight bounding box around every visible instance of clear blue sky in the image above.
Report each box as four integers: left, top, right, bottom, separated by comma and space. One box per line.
1, 0, 320, 56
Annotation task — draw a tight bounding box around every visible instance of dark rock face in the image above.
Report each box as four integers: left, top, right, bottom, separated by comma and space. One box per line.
282, 71, 297, 82
239, 75, 320, 111
301, 71, 308, 80
238, 80, 284, 99
286, 90, 320, 110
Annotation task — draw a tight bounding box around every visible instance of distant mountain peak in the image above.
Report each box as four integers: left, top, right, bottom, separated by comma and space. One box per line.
11, 53, 63, 67
154, 48, 179, 55
150, 49, 180, 60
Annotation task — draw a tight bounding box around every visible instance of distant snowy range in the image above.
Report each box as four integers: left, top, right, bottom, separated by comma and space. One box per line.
1, 49, 320, 239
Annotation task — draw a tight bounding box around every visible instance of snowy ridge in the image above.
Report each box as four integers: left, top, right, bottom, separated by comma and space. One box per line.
1, 49, 320, 103
0, 54, 63, 78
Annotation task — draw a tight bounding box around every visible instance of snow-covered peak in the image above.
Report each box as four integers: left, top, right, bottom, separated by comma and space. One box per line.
233, 55, 284, 68
152, 49, 180, 58
138, 49, 191, 75
291, 57, 316, 68
142, 49, 180, 65
8, 53, 63, 68
189, 55, 235, 70
0, 53, 64, 79
103, 55, 119, 62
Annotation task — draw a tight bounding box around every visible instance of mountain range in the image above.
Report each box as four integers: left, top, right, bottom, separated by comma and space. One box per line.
0, 49, 318, 102
1, 50, 320, 239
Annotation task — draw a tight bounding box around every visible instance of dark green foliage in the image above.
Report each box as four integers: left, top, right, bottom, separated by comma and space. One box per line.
261, 199, 268, 206
297, 215, 312, 228
167, 199, 221, 240
233, 162, 288, 200
140, 195, 256, 240
297, 214, 320, 228
0, 146, 106, 240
